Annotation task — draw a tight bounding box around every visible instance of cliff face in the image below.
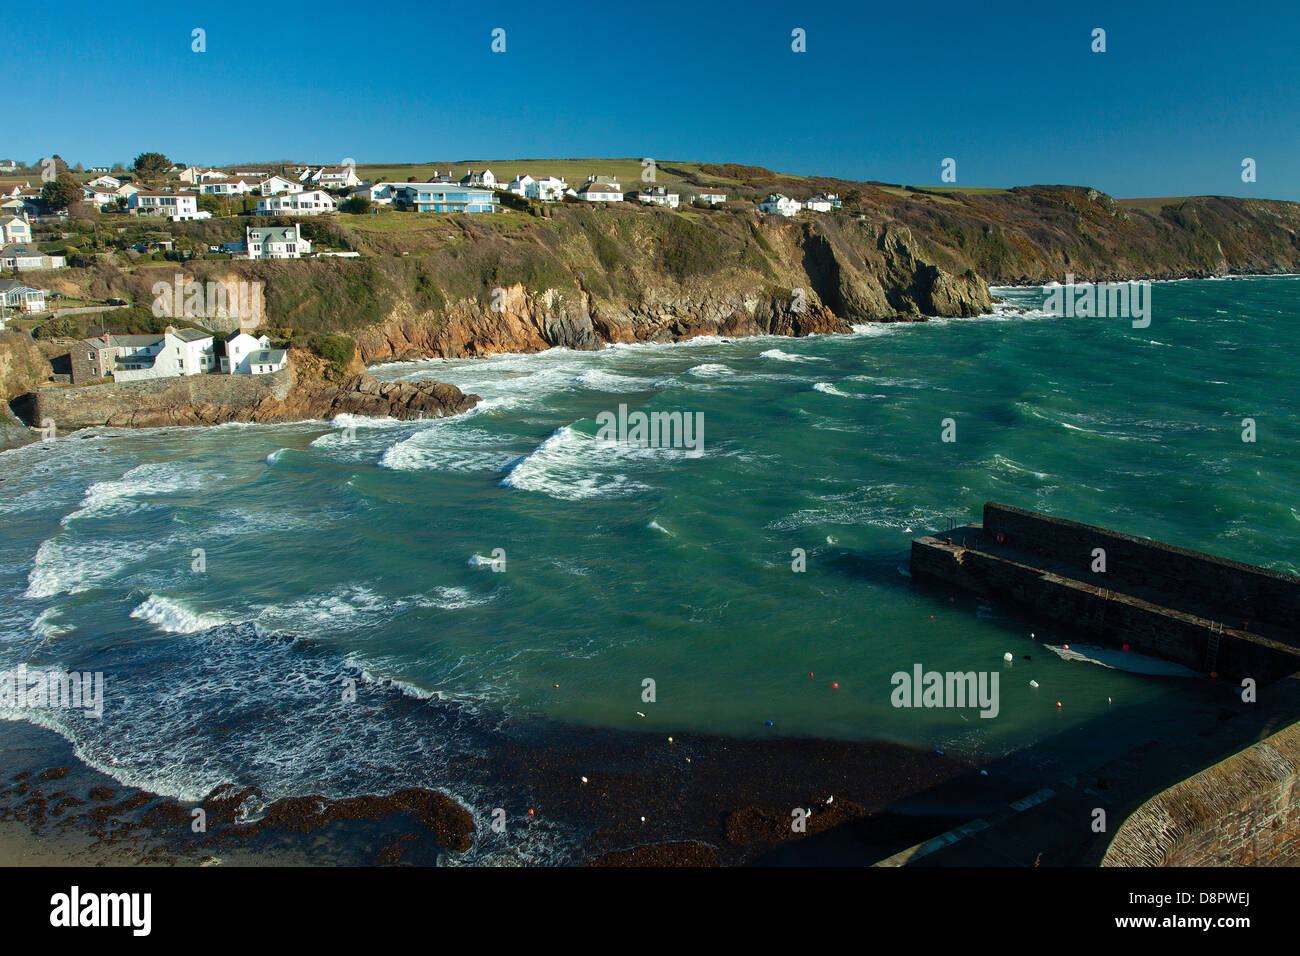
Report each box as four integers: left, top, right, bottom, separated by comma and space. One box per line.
23, 182, 1300, 374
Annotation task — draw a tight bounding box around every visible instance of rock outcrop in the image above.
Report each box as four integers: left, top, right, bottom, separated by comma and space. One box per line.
28, 351, 477, 431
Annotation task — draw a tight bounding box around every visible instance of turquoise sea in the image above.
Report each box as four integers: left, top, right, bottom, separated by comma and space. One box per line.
1, 276, 1297, 862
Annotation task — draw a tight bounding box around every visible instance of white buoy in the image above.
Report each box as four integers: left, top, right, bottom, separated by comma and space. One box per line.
581, 776, 588, 784
1003, 652, 1014, 663
1029, 680, 1039, 689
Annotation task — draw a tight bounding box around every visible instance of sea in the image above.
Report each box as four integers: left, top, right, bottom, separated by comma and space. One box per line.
1, 276, 1297, 863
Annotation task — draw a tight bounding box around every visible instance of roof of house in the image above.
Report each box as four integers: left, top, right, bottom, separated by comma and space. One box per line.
248, 349, 287, 364
172, 328, 213, 342
247, 226, 301, 242
0, 244, 45, 256
0, 215, 26, 225
0, 279, 41, 293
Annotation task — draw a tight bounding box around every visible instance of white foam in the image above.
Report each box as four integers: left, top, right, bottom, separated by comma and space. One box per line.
501, 425, 692, 501
812, 381, 861, 399
131, 594, 232, 634
759, 348, 826, 363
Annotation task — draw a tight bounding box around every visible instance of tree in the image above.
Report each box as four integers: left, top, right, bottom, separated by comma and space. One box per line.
340, 195, 371, 215
133, 152, 173, 178
42, 171, 83, 210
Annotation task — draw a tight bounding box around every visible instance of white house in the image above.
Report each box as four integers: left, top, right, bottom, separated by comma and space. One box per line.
197, 170, 229, 182
246, 348, 288, 375
89, 327, 216, 382
0, 160, 17, 173
255, 190, 336, 216
259, 175, 304, 196
0, 279, 46, 313
311, 166, 362, 191
459, 169, 496, 188
128, 191, 208, 221
87, 174, 121, 190
80, 184, 118, 208
758, 194, 801, 217
507, 174, 569, 202
116, 183, 142, 199
633, 186, 679, 209
177, 166, 208, 184
804, 193, 841, 212
577, 176, 623, 202
200, 177, 257, 196
244, 224, 312, 259
0, 215, 31, 245
222, 330, 274, 374
694, 191, 726, 205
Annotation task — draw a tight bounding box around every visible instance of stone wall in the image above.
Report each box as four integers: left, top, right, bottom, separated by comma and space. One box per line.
910, 537, 1300, 681
32, 368, 293, 430
1103, 720, 1300, 866
983, 502, 1300, 632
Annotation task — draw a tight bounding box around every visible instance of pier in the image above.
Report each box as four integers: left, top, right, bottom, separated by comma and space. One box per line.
910, 502, 1300, 682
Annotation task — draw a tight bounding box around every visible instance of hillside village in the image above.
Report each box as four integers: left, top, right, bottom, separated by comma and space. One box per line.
0, 153, 846, 387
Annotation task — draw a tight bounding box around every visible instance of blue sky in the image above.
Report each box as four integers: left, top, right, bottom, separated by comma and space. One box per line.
8, 0, 1300, 199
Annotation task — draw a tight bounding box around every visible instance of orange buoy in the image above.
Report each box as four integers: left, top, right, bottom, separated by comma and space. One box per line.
1056, 701, 1062, 708
832, 682, 840, 689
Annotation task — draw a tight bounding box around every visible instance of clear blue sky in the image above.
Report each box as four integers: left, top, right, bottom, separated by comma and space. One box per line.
9, 0, 1300, 199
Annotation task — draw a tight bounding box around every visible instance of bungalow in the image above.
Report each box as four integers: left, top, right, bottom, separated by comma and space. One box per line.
197, 170, 229, 183
244, 224, 312, 259
0, 215, 31, 245
458, 169, 496, 188
87, 174, 121, 190
0, 278, 46, 313
72, 327, 216, 384
177, 166, 208, 184
311, 166, 362, 191
222, 330, 275, 374
758, 193, 801, 217
372, 183, 497, 213
632, 186, 679, 209
88, 166, 111, 174
80, 184, 118, 208
577, 176, 622, 202
0, 244, 66, 270
0, 160, 17, 173
116, 182, 142, 199
694, 190, 726, 205
804, 193, 841, 212
200, 177, 257, 196
259, 175, 304, 196
128, 191, 208, 221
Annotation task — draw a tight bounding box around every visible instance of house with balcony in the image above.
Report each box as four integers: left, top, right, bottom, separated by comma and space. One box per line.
127, 191, 209, 221
374, 183, 498, 213
255, 189, 336, 216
